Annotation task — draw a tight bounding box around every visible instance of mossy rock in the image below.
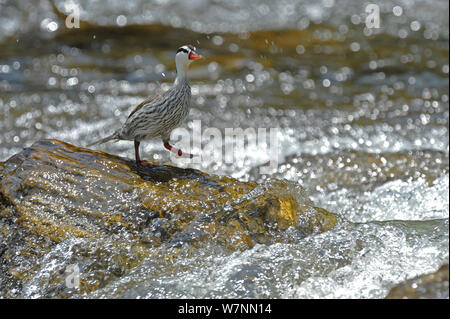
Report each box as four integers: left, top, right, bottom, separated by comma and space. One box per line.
0, 139, 337, 297
386, 264, 449, 299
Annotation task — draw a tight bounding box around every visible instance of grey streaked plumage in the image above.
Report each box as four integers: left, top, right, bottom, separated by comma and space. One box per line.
88, 45, 202, 165
116, 79, 191, 142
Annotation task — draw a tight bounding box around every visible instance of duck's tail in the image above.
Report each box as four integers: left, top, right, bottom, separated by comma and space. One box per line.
87, 131, 120, 147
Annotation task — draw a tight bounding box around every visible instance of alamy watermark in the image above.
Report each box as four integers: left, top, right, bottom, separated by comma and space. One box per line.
365, 4, 381, 29
61, 3, 383, 30
169, 121, 279, 174
65, 264, 80, 289
65, 3, 81, 29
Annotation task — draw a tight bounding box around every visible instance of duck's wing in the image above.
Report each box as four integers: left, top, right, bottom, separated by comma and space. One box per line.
127, 93, 163, 119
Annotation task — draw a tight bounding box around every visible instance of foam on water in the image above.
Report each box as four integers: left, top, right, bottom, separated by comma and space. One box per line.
315, 174, 449, 222
85, 218, 448, 298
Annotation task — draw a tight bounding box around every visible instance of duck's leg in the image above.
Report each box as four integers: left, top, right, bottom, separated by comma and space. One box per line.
134, 140, 153, 167
163, 140, 194, 158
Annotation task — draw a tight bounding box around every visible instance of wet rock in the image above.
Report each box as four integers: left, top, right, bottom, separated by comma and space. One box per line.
0, 139, 337, 297
386, 264, 449, 299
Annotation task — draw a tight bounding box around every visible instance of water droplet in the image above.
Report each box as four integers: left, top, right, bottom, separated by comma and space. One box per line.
351, 15, 361, 25
296, 45, 305, 55
398, 29, 408, 39
393, 6, 403, 16
0, 65, 10, 73
48, 21, 58, 32
212, 35, 223, 46
410, 21, 421, 31
48, 77, 57, 86
350, 42, 360, 52
229, 43, 239, 52
116, 15, 127, 27
67, 77, 78, 86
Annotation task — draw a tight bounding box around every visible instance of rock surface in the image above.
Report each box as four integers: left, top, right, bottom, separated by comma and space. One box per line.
0, 139, 337, 297
386, 264, 449, 299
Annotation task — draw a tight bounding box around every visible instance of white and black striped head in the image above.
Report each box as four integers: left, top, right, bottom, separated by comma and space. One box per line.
175, 45, 202, 66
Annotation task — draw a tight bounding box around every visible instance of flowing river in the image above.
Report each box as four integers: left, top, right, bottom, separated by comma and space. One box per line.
0, 0, 448, 298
